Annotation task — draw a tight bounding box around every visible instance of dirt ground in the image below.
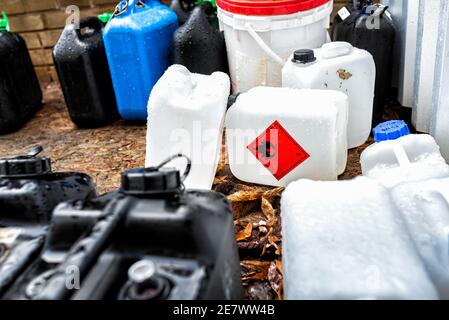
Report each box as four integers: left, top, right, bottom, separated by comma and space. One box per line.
0, 83, 406, 300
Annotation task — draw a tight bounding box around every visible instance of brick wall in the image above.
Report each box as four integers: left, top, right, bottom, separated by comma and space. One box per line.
1, 0, 349, 85
1, 0, 120, 83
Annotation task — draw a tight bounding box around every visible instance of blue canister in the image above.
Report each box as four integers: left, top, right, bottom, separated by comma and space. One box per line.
103, 0, 178, 120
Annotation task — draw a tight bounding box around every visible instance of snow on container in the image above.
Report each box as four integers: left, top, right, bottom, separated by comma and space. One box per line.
0, 12, 42, 134
145, 65, 230, 190
216, 0, 332, 93
391, 177, 449, 299
282, 42, 375, 148
53, 17, 119, 128
332, 2, 395, 125
103, 0, 178, 121
281, 177, 439, 300
361, 121, 449, 189
226, 87, 348, 187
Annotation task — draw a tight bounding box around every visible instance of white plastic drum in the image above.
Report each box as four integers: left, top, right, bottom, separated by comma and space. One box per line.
216, 0, 333, 93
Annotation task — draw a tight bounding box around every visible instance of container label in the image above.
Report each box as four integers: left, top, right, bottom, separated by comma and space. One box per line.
338, 7, 351, 21
247, 121, 310, 181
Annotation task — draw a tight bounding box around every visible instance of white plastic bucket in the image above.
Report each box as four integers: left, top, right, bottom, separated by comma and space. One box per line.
217, 0, 333, 93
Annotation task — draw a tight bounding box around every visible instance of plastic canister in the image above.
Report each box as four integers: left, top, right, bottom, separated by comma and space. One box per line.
145, 65, 230, 190
53, 17, 119, 128
0, 12, 42, 134
226, 87, 349, 187
103, 0, 178, 120
282, 42, 375, 148
391, 177, 449, 299
281, 177, 438, 300
173, 1, 228, 75
216, 0, 332, 93
332, 2, 396, 124
361, 120, 449, 188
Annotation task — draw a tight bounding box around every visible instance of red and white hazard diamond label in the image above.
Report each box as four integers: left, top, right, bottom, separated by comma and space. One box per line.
247, 121, 310, 181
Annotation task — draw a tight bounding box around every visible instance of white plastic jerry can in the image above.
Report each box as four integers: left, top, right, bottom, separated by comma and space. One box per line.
225, 87, 349, 187
391, 177, 449, 299
281, 177, 438, 300
282, 42, 376, 149
145, 64, 230, 190
361, 120, 449, 189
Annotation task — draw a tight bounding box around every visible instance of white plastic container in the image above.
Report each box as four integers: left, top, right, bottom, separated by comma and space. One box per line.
281, 177, 438, 300
225, 87, 348, 187
391, 178, 449, 299
145, 65, 230, 190
361, 121, 449, 189
216, 0, 332, 93
282, 42, 376, 149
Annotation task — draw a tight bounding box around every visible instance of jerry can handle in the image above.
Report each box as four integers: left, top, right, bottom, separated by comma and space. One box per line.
114, 0, 148, 17
75, 17, 103, 39
180, 0, 196, 11
320, 42, 353, 59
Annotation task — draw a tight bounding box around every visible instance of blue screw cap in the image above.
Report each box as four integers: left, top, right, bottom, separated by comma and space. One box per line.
373, 120, 410, 143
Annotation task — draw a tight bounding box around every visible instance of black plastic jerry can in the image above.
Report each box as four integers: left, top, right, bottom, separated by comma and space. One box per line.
0, 13, 42, 135
332, 1, 396, 125
5, 155, 242, 300
53, 17, 119, 128
170, 0, 196, 26
0, 146, 97, 297
173, 2, 228, 75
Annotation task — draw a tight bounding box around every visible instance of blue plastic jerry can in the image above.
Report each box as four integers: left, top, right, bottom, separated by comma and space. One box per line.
103, 0, 178, 120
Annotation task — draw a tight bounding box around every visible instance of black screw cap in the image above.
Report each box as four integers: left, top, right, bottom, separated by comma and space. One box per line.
120, 167, 181, 195
292, 49, 316, 64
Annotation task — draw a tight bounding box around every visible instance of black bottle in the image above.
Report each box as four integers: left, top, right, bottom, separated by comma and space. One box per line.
0, 146, 96, 296
333, 1, 396, 125
173, 2, 228, 75
0, 17, 42, 134
53, 17, 119, 128
6, 155, 242, 300
170, 0, 196, 26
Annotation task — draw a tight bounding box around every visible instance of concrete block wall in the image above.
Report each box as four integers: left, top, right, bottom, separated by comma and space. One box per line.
1, 0, 349, 85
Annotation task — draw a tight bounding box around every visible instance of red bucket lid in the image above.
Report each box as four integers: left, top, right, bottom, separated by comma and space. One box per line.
216, 0, 330, 16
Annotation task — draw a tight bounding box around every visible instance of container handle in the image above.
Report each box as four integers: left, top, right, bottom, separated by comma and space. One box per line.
114, 0, 146, 16
393, 144, 410, 168
244, 23, 285, 67
75, 17, 103, 39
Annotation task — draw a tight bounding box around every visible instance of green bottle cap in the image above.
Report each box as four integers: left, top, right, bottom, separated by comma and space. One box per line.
98, 12, 113, 24
0, 12, 10, 31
